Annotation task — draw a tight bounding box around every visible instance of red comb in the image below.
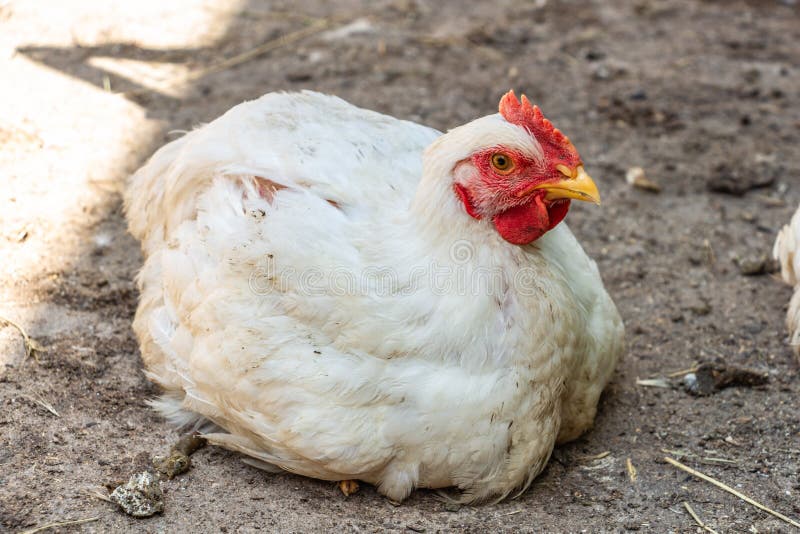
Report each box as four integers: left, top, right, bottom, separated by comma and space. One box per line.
499, 90, 581, 168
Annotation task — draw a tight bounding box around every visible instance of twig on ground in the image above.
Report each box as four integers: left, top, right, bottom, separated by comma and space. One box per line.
683, 501, 719, 534
723, 436, 743, 447
0, 315, 44, 362
664, 456, 800, 528
19, 516, 100, 534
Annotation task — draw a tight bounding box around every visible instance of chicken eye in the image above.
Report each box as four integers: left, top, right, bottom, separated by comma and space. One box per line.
491, 153, 514, 174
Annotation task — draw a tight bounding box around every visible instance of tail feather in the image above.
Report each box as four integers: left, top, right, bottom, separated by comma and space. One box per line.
148, 394, 215, 431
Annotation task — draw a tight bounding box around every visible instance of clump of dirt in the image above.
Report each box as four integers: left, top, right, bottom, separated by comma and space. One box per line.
682, 362, 769, 396
110, 471, 164, 517
152, 433, 207, 479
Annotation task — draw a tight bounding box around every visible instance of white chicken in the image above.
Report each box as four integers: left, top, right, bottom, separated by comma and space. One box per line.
774, 204, 800, 357
125, 90, 624, 503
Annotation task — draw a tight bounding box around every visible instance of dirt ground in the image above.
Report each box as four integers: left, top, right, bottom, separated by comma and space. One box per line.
1, 0, 799, 532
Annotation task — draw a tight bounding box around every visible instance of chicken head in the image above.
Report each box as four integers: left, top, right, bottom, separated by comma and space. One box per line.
452, 91, 600, 245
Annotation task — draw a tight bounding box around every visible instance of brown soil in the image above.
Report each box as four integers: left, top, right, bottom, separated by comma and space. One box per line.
1, 0, 799, 532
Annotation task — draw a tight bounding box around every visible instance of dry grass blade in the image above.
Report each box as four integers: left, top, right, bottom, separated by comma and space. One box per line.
636, 377, 671, 388
661, 448, 738, 466
0, 315, 44, 362
19, 516, 100, 534
188, 18, 332, 81
666, 365, 699, 378
683, 502, 719, 534
703, 238, 716, 265
626, 457, 638, 482
21, 393, 59, 417
702, 457, 739, 465
755, 194, 786, 207
578, 451, 611, 461
84, 486, 113, 503
664, 457, 800, 528
125, 16, 338, 98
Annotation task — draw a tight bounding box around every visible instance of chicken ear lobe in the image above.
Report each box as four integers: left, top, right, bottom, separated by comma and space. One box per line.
454, 183, 482, 220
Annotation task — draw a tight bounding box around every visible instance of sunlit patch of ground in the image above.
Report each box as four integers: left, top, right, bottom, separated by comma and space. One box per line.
0, 0, 244, 370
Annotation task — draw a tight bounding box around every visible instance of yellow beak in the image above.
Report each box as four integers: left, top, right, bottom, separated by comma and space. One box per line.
518, 165, 601, 204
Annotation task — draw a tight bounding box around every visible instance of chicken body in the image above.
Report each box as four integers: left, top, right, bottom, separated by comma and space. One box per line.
126, 91, 624, 503
774, 205, 800, 357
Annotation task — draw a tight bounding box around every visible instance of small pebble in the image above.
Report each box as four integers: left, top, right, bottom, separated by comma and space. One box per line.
683, 369, 716, 396
739, 211, 757, 223
592, 64, 610, 80
683, 373, 700, 394
679, 292, 711, 315
737, 255, 778, 276
629, 88, 648, 100
444, 502, 461, 512
584, 49, 605, 61
93, 232, 113, 249
707, 163, 775, 196
625, 167, 661, 193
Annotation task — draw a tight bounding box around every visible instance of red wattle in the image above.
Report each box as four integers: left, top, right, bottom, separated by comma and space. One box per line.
547, 199, 570, 229
492, 197, 571, 245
